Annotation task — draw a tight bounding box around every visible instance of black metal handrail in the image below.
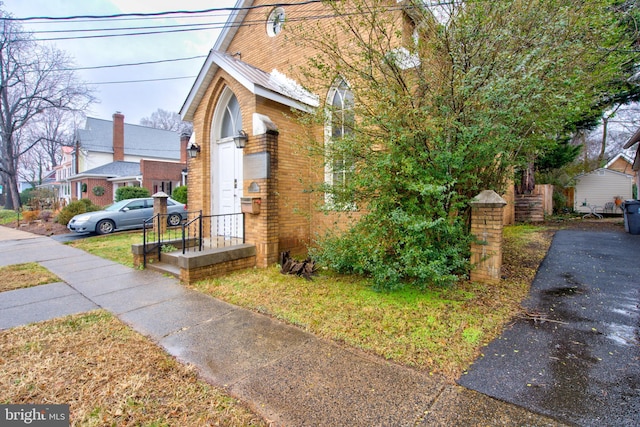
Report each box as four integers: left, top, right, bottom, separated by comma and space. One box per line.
142, 211, 245, 266
142, 210, 197, 267
181, 212, 245, 254
181, 211, 203, 254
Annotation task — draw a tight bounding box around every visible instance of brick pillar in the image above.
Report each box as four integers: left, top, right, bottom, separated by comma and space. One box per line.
153, 191, 169, 235
243, 130, 279, 267
470, 190, 507, 284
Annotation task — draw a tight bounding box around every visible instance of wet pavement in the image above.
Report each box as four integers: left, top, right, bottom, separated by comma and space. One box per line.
3, 225, 636, 426
50, 232, 91, 243
459, 230, 640, 426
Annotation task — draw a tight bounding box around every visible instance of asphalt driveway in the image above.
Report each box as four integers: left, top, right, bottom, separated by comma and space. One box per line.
459, 229, 640, 426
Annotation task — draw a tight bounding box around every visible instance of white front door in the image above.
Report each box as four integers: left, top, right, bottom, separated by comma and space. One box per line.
217, 139, 242, 215
213, 138, 243, 239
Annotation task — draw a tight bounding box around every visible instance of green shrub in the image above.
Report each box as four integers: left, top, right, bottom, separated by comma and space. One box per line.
552, 189, 567, 214
311, 209, 470, 291
115, 186, 150, 202
56, 200, 101, 226
172, 186, 187, 204
19, 187, 36, 206
80, 198, 95, 209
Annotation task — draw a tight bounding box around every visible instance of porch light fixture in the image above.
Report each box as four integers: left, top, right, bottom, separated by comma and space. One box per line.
233, 130, 248, 149
186, 142, 200, 159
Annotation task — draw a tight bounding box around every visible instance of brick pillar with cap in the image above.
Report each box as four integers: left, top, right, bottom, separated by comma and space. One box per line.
153, 191, 169, 235
470, 190, 507, 284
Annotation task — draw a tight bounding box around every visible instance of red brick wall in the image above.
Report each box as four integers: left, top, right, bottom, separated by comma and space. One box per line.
140, 159, 185, 195
71, 178, 113, 207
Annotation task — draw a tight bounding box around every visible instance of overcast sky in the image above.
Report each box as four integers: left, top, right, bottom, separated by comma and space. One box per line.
2, 0, 236, 125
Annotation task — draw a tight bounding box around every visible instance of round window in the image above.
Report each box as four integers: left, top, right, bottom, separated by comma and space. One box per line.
266, 7, 285, 37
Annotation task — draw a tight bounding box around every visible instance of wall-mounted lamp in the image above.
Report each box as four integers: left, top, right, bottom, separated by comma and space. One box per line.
233, 130, 248, 149
186, 142, 200, 159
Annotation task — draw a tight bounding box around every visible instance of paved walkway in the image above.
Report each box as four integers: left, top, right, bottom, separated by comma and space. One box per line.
0, 226, 568, 426
459, 229, 640, 427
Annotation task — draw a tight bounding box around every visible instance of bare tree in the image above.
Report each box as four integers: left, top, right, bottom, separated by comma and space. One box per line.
140, 108, 192, 135
30, 108, 78, 169
0, 12, 94, 209
580, 102, 640, 167
18, 142, 48, 187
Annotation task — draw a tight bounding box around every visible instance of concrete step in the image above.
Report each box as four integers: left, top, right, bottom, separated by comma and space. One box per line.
146, 262, 180, 279
159, 251, 181, 267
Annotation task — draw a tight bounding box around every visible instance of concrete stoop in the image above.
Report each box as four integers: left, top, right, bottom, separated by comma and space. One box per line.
146, 244, 257, 283
146, 256, 181, 278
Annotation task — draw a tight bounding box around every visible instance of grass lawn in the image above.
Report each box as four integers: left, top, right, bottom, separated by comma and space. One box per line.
0, 263, 61, 292
0, 311, 264, 426
0, 208, 18, 225
69, 224, 552, 379
68, 232, 143, 268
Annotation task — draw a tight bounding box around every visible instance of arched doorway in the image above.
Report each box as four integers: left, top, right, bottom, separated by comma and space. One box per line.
211, 87, 243, 238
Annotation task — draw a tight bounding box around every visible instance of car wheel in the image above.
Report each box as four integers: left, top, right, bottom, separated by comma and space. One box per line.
96, 220, 115, 235
167, 213, 182, 227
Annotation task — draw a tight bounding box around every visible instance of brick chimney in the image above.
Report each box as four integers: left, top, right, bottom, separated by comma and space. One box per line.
113, 112, 125, 161
180, 133, 190, 163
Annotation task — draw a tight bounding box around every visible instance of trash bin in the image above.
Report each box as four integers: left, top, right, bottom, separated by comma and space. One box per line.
623, 200, 640, 235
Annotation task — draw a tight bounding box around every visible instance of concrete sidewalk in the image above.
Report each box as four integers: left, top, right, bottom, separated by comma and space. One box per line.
0, 226, 565, 426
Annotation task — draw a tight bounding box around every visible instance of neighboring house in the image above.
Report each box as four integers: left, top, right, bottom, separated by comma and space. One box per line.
573, 168, 634, 214
38, 145, 74, 206
623, 128, 640, 191
68, 112, 188, 206
180, 0, 409, 267
604, 152, 637, 181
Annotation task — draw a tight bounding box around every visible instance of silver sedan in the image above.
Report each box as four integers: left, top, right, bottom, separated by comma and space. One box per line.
67, 197, 186, 235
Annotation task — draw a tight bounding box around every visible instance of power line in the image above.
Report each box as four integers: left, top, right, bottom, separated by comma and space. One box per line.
14, 9, 379, 43
6, 2, 409, 83
2, 1, 324, 21
65, 55, 206, 71
29, 24, 231, 42
25, 20, 232, 35
90, 75, 197, 85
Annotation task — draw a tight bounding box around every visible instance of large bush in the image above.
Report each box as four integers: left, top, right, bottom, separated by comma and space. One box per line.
56, 199, 101, 226
172, 186, 187, 204
115, 186, 150, 202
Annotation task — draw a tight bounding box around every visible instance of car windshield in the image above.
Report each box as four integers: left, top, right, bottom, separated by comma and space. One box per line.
103, 200, 134, 212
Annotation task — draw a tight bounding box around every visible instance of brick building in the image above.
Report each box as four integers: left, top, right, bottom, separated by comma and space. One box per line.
180, 0, 416, 267
68, 112, 188, 206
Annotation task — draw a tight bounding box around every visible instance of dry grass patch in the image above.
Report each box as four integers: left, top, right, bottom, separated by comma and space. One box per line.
192, 225, 553, 379
0, 263, 61, 292
0, 311, 265, 427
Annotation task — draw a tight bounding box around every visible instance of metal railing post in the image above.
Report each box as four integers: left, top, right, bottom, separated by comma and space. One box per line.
143, 222, 147, 268
156, 214, 162, 260
198, 210, 203, 251
181, 220, 186, 255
